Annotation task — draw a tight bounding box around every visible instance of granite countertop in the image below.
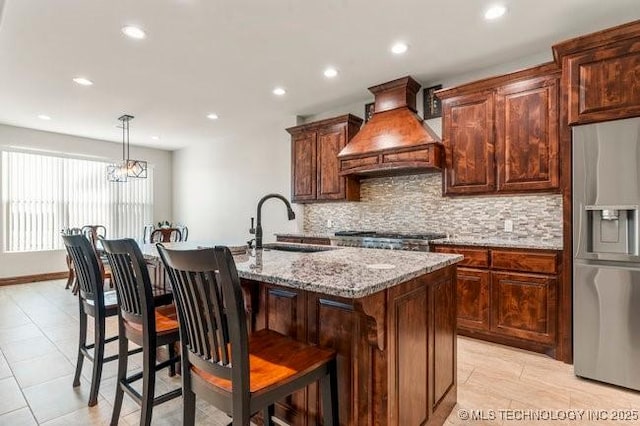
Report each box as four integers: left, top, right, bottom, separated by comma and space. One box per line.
141, 242, 462, 299
430, 236, 563, 251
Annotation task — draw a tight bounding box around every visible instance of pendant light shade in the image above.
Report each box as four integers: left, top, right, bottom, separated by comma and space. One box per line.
107, 114, 147, 182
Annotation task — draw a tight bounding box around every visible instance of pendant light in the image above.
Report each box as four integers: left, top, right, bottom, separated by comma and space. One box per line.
107, 114, 147, 182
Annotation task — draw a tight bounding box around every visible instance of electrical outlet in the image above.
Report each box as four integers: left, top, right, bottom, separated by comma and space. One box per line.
504, 219, 514, 233
326, 219, 333, 229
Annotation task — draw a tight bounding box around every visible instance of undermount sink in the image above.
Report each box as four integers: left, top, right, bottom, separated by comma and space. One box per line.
261, 243, 336, 253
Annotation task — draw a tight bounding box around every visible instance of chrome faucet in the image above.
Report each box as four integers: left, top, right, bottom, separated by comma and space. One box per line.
250, 193, 296, 249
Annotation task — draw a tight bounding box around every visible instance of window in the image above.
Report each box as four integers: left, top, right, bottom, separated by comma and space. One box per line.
1, 150, 153, 252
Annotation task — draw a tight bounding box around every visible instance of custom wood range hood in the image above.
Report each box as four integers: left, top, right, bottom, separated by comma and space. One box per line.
338, 76, 444, 177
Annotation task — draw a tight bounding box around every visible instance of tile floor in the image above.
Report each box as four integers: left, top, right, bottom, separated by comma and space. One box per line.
0, 280, 638, 425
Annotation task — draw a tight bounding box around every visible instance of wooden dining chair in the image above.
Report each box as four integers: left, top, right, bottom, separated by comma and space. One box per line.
157, 244, 339, 426
150, 228, 183, 243
62, 234, 141, 407
101, 238, 181, 426
175, 224, 189, 241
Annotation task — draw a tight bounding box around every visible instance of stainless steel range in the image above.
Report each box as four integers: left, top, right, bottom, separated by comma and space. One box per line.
332, 231, 446, 251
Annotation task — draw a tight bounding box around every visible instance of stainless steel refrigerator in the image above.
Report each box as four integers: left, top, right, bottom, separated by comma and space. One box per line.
573, 116, 640, 391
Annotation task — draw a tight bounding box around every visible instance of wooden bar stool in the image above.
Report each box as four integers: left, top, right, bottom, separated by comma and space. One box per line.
157, 244, 339, 426
102, 238, 181, 426
62, 234, 142, 407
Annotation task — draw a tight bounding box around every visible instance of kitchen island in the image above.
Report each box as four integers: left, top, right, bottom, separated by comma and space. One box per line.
142, 242, 462, 426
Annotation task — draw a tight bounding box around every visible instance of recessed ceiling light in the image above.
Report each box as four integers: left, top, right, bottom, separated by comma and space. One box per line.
73, 77, 93, 86
151, 135, 160, 140
206, 113, 219, 120
391, 42, 408, 55
272, 87, 286, 96
323, 67, 338, 78
484, 5, 507, 20
122, 25, 147, 39
37, 114, 51, 120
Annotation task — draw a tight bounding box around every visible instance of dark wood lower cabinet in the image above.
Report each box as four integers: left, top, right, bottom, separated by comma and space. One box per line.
434, 244, 561, 358
241, 264, 457, 426
456, 268, 490, 331
491, 272, 557, 346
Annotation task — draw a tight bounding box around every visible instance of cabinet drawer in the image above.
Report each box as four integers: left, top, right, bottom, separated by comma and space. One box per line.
491, 250, 557, 274
276, 236, 303, 244
302, 237, 331, 246
434, 246, 489, 268
340, 155, 379, 171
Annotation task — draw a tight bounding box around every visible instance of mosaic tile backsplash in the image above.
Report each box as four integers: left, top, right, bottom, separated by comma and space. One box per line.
303, 174, 563, 240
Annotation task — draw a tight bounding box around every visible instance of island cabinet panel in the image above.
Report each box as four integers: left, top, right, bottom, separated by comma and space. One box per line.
242, 264, 457, 426
442, 92, 495, 195
432, 244, 562, 358
495, 76, 559, 192
307, 296, 358, 425
455, 268, 490, 331
387, 283, 429, 425
256, 285, 309, 425
491, 272, 557, 345
287, 114, 363, 203
432, 277, 456, 407
291, 132, 317, 202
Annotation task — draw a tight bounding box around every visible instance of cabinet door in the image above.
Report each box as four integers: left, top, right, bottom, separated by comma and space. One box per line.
457, 268, 490, 332
316, 124, 346, 200
291, 132, 317, 202
491, 271, 556, 345
566, 39, 640, 125
495, 75, 559, 192
443, 92, 495, 195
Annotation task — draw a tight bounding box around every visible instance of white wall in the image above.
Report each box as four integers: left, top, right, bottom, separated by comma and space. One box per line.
0, 124, 172, 278
172, 116, 301, 246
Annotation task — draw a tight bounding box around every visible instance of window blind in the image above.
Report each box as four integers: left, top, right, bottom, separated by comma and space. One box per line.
1, 150, 153, 252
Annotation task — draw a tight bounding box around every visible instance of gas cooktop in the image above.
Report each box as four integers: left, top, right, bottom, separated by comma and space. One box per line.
332, 230, 446, 251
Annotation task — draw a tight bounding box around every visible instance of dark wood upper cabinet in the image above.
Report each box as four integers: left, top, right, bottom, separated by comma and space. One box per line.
291, 132, 317, 202
287, 114, 363, 203
438, 63, 561, 196
495, 75, 560, 192
442, 92, 495, 195
553, 20, 640, 125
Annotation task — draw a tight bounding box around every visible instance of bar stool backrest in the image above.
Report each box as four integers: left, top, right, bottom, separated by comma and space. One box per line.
157, 245, 249, 397
101, 238, 157, 336
62, 234, 105, 310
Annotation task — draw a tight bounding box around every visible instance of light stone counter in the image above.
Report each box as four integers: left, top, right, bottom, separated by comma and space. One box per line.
141, 242, 462, 298
431, 236, 563, 251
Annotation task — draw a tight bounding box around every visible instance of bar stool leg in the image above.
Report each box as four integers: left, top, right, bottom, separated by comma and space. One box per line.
110, 320, 128, 426
262, 404, 274, 426
320, 359, 339, 426
140, 345, 156, 426
167, 343, 176, 376
88, 317, 105, 406
73, 305, 87, 388
183, 387, 196, 426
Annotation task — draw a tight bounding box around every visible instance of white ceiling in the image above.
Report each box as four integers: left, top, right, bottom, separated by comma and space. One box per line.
0, 0, 639, 150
